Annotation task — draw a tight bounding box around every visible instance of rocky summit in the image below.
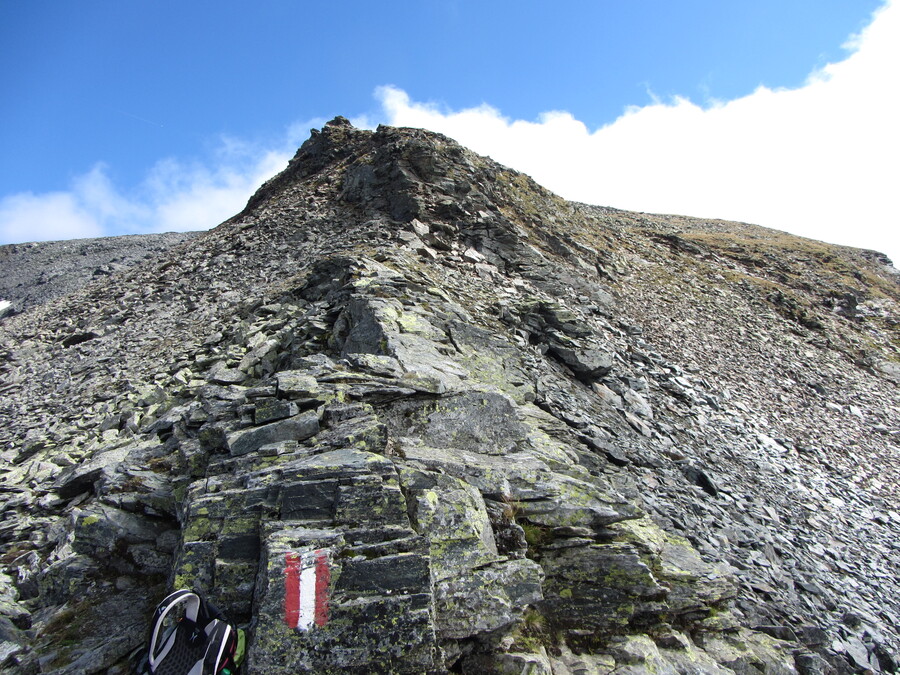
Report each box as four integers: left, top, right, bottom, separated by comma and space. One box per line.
1, 117, 899, 674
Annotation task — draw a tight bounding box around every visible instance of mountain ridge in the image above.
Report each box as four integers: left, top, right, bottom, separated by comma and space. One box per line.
0, 117, 898, 673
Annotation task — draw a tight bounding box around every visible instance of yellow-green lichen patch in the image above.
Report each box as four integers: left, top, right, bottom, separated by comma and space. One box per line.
700, 627, 797, 673
612, 515, 667, 556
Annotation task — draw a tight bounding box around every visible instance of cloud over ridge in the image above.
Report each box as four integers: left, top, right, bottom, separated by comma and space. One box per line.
0, 1, 896, 266
0, 137, 298, 245
376, 0, 898, 263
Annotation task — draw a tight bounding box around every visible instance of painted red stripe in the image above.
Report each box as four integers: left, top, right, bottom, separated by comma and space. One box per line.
314, 550, 330, 627
284, 552, 301, 629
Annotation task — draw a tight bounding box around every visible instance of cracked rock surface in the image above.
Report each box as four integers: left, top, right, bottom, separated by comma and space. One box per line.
0, 117, 898, 673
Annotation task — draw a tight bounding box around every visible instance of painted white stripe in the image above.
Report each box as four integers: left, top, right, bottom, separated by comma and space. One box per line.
298, 556, 317, 630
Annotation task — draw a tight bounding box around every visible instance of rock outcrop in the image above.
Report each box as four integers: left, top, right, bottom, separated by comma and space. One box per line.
0, 117, 898, 673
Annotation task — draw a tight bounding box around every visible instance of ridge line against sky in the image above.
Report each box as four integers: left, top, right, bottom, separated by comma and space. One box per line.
0, 1, 897, 266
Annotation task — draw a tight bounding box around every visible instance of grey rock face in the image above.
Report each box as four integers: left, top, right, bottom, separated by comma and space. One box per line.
390, 391, 527, 454
0, 119, 898, 673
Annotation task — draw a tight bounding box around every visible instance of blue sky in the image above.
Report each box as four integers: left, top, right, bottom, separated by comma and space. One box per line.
1, 1, 897, 264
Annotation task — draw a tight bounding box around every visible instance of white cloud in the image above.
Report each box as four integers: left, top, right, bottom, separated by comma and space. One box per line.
138, 148, 290, 232
0, 113, 333, 245
0, 191, 104, 242
0, 136, 297, 245
375, 1, 900, 265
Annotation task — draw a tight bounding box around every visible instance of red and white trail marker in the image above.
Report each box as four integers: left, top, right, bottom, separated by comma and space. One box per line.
284, 549, 331, 630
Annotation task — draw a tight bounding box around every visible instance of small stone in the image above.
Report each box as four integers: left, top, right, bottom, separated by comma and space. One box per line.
798, 625, 829, 646
463, 247, 486, 263
681, 464, 719, 496
275, 371, 319, 398
605, 447, 630, 467
623, 411, 653, 437
549, 344, 614, 382
844, 636, 874, 671
653, 631, 690, 650
208, 365, 246, 385
226, 413, 319, 456
254, 399, 299, 425
410, 218, 429, 237
753, 625, 798, 642
417, 245, 439, 260
624, 389, 653, 419
592, 382, 624, 409
794, 652, 829, 675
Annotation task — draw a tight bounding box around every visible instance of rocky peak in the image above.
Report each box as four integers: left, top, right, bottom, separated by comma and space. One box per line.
0, 120, 898, 673
240, 116, 490, 224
